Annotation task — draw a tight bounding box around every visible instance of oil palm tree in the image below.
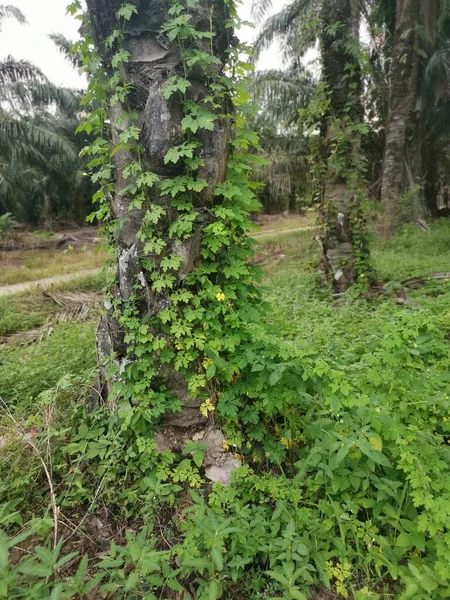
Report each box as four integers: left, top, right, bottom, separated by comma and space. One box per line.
250, 64, 316, 213
253, 0, 366, 292
374, 0, 450, 234
0, 4, 85, 224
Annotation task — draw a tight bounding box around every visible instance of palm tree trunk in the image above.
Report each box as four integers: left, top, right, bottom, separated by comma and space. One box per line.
379, 0, 422, 238
85, 0, 238, 481
319, 0, 364, 293
43, 191, 53, 229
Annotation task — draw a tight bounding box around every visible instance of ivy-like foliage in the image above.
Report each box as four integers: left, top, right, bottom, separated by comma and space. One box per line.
68, 0, 293, 453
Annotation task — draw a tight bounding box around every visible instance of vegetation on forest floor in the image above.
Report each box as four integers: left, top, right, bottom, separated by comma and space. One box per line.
253, 212, 318, 234
1, 221, 450, 598
0, 247, 108, 286
0, 272, 106, 337
1, 0, 450, 596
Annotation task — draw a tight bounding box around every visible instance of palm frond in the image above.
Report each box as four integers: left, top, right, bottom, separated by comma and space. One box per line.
4, 81, 79, 115
0, 114, 46, 164
0, 4, 25, 29
48, 33, 81, 69
0, 57, 46, 86
31, 83, 78, 113
253, 0, 316, 60
423, 43, 450, 101
27, 121, 77, 162
0, 113, 76, 166
251, 0, 274, 24
253, 69, 315, 119
0, 162, 19, 207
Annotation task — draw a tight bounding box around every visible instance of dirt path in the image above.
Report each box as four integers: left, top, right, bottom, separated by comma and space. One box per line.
0, 226, 318, 297
0, 269, 100, 297
253, 225, 319, 238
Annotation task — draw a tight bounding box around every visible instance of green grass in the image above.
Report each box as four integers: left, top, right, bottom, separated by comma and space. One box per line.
253, 211, 317, 234
0, 293, 56, 337
1, 220, 450, 598
0, 247, 108, 285
372, 219, 450, 281
0, 271, 107, 337
2, 220, 448, 406
0, 321, 96, 404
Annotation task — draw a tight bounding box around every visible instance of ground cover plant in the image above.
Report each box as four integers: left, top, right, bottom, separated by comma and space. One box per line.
1, 221, 450, 599
2, 0, 450, 598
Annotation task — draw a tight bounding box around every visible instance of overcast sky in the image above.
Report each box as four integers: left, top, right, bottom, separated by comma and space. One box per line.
0, 0, 289, 89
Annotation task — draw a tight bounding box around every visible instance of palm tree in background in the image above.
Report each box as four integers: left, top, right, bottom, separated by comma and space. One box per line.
250, 64, 316, 213
253, 0, 450, 272
0, 5, 92, 225
252, 0, 367, 292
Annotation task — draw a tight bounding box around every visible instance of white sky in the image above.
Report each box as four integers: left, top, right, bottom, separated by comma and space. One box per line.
0, 0, 290, 89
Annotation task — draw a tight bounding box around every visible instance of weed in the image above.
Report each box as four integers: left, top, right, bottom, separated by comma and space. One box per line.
1, 222, 450, 598
0, 321, 96, 404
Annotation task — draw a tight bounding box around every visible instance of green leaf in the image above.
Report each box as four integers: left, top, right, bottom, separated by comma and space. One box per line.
50, 583, 63, 600
289, 589, 307, 600
266, 569, 290, 587
368, 437, 382, 452
192, 451, 204, 468
0, 537, 8, 570
117, 3, 138, 21
209, 579, 220, 600
111, 49, 130, 68
269, 366, 286, 386
164, 142, 198, 165
56, 551, 79, 569
182, 558, 211, 571
17, 562, 53, 577
74, 555, 88, 585
211, 547, 223, 571
34, 545, 55, 565
118, 126, 140, 144
181, 107, 216, 134
166, 578, 185, 592
206, 363, 216, 380
358, 440, 391, 467
161, 76, 191, 99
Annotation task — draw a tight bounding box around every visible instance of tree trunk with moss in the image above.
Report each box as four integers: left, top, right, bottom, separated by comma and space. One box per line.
85, 0, 241, 483
319, 0, 365, 294
378, 0, 422, 238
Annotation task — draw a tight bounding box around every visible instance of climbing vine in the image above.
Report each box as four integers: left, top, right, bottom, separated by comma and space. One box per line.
300, 22, 373, 291
67, 0, 299, 465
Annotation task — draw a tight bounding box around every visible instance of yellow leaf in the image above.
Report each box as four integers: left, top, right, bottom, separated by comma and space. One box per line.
369, 437, 383, 452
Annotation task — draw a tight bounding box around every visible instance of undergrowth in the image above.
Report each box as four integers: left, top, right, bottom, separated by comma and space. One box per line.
0, 322, 96, 405
0, 271, 108, 337
1, 221, 450, 598
372, 220, 450, 281
0, 248, 107, 286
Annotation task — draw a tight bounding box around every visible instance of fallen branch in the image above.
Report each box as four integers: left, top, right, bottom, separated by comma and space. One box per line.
402, 272, 450, 288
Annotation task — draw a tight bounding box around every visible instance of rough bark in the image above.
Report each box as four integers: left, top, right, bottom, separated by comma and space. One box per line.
319, 0, 363, 294
378, 0, 422, 238
85, 0, 238, 482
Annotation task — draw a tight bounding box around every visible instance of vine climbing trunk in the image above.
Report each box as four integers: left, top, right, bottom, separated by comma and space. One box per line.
318, 0, 366, 294
378, 0, 422, 238
83, 0, 254, 483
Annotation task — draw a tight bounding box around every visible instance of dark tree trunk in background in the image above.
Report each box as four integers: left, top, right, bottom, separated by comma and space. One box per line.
85, 0, 238, 482
43, 191, 53, 229
319, 0, 363, 294
379, 0, 422, 237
